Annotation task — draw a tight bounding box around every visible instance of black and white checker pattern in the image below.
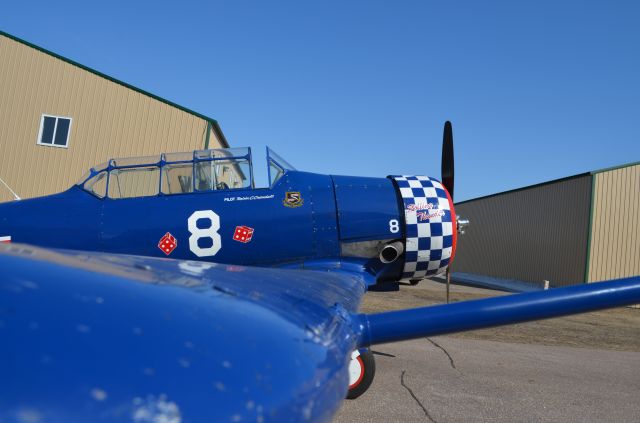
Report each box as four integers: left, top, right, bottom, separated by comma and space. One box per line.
390, 175, 454, 280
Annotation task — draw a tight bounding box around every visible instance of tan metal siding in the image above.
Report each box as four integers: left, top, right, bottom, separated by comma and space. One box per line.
587, 164, 640, 282
0, 35, 220, 202
453, 175, 592, 287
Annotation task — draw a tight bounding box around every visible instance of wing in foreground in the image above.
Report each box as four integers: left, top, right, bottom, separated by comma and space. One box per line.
1, 243, 639, 422
0, 244, 365, 422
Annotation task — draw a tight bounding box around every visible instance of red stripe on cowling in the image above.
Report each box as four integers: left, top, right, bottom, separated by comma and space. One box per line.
443, 187, 457, 266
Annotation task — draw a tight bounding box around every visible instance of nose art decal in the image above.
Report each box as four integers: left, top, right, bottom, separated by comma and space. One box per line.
391, 176, 454, 280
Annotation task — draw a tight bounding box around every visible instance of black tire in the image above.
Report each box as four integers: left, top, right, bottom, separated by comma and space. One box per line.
346, 349, 376, 399
410, 279, 421, 286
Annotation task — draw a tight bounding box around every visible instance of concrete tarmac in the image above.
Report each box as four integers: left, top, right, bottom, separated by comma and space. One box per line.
335, 336, 640, 423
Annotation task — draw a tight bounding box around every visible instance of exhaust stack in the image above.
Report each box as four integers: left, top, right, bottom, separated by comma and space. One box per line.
379, 241, 404, 264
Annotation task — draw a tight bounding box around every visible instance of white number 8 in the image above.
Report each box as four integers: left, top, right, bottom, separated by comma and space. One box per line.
389, 219, 400, 233
188, 210, 222, 257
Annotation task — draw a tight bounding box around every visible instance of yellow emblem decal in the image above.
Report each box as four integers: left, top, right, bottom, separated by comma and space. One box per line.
283, 191, 304, 208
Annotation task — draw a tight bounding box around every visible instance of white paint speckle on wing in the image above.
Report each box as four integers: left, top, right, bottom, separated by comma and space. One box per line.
132, 394, 181, 423
91, 388, 108, 401
76, 324, 91, 333
16, 408, 42, 423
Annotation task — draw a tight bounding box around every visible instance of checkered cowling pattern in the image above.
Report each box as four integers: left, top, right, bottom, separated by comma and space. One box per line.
390, 175, 454, 280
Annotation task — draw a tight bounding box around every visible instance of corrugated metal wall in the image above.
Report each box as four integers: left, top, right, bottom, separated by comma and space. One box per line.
587, 163, 640, 282
0, 34, 223, 202
453, 175, 592, 287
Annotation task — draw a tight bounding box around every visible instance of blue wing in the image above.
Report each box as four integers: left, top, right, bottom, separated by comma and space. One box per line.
2, 243, 640, 422
0, 244, 365, 422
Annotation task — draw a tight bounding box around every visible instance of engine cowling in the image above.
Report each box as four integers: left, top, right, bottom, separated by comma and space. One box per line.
389, 175, 457, 281
331, 174, 458, 284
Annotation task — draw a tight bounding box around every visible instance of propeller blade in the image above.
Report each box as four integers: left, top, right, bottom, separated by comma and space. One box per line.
442, 121, 454, 303
441, 121, 454, 199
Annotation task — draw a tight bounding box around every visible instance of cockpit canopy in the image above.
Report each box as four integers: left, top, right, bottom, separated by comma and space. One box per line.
77, 147, 294, 199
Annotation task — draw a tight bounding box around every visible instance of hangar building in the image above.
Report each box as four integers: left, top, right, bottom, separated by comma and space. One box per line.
0, 30, 228, 203
453, 162, 639, 287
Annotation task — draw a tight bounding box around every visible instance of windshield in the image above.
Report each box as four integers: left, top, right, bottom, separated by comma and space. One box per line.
267, 147, 295, 186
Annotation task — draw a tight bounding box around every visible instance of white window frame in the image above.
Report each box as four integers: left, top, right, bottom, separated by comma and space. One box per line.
36, 114, 73, 149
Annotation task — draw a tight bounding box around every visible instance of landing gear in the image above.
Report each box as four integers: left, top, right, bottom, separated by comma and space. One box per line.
409, 279, 421, 286
346, 348, 376, 399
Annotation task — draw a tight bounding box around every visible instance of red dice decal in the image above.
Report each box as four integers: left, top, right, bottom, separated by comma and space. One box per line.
233, 226, 254, 243
158, 232, 177, 255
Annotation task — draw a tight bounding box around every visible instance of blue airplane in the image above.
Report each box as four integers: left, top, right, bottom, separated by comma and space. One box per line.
0, 124, 466, 288
1, 122, 639, 422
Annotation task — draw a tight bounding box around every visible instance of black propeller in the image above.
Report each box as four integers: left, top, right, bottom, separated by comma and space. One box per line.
441, 121, 454, 199
441, 121, 454, 303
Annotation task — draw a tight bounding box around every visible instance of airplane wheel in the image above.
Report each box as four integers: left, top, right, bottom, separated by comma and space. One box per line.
410, 279, 421, 285
346, 349, 375, 399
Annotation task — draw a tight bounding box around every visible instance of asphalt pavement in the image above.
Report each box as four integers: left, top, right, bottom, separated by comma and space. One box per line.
335, 337, 640, 423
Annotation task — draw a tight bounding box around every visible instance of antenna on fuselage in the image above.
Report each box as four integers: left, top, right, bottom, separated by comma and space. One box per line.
0, 175, 21, 201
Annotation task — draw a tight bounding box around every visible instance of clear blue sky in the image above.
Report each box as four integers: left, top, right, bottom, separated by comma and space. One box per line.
2, 1, 639, 200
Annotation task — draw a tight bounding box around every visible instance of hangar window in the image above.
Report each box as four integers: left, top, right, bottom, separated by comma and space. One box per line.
37, 114, 72, 148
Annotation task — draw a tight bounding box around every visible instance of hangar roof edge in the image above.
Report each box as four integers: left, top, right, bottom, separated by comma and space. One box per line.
456, 161, 639, 206
0, 29, 228, 148
590, 160, 640, 175
455, 173, 591, 206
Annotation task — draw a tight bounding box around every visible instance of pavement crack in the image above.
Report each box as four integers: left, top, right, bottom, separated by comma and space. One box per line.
426, 337, 457, 370
400, 370, 437, 423
371, 350, 396, 358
